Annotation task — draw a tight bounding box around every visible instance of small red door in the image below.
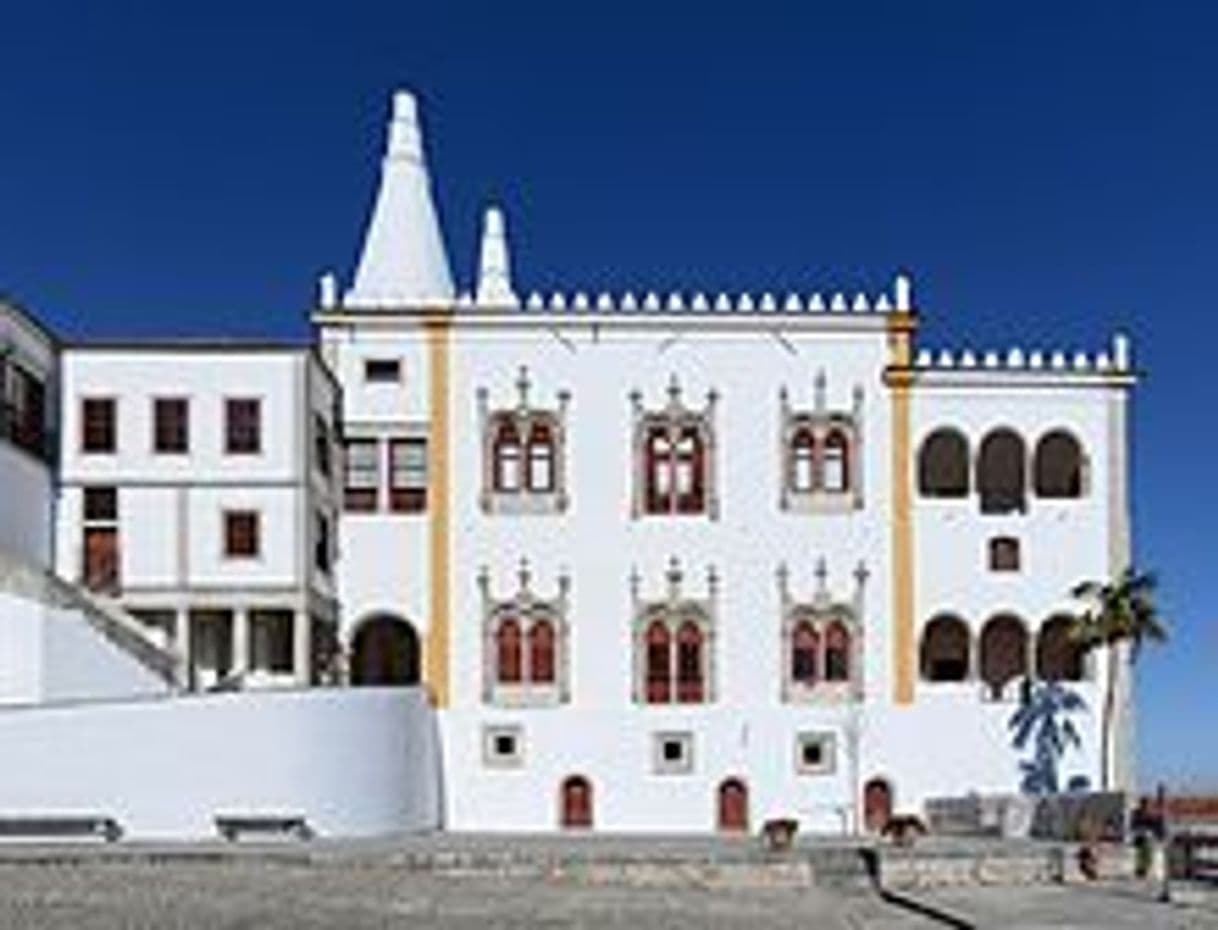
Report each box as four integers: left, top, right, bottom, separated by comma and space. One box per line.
864, 778, 893, 833
83, 528, 119, 594
718, 778, 749, 833
561, 776, 593, 829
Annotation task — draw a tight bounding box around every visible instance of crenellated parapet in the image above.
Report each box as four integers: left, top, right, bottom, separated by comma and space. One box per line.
907, 334, 1134, 382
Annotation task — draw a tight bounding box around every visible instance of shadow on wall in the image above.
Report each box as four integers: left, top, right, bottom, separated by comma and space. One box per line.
1008, 679, 1088, 796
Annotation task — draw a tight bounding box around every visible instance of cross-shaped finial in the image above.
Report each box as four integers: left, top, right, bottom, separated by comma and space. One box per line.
515, 366, 531, 409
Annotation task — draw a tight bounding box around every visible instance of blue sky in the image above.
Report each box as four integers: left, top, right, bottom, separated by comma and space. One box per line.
2, 2, 1213, 788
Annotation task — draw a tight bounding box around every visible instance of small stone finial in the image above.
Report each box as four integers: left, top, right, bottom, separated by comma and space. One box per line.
707, 564, 719, 599
515, 366, 531, 408
853, 559, 870, 589
666, 374, 682, 406
666, 557, 683, 600
318, 272, 338, 310
476, 205, 516, 307
894, 272, 913, 312
813, 369, 827, 413
1113, 333, 1131, 371
814, 557, 829, 600
387, 90, 423, 161
517, 557, 532, 592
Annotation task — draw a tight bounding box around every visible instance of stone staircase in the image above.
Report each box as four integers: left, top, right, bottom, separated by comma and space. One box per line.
0, 549, 178, 686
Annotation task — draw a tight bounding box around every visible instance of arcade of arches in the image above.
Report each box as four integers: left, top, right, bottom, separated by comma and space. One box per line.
919, 612, 1087, 695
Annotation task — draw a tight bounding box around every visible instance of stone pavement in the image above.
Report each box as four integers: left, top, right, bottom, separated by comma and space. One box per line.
0, 845, 1215, 928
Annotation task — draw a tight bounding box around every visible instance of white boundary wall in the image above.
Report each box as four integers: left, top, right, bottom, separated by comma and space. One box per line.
0, 687, 441, 839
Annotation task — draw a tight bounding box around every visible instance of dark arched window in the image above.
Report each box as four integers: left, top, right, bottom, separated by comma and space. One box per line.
979, 613, 1028, 698
790, 427, 816, 493
791, 620, 818, 685
645, 621, 671, 703
528, 618, 556, 684
977, 429, 1027, 514
1036, 615, 1084, 682
644, 428, 674, 513
526, 421, 556, 493
822, 429, 850, 493
676, 621, 704, 702
673, 426, 705, 513
496, 617, 523, 684
824, 620, 851, 682
920, 614, 970, 682
1034, 431, 1085, 498
918, 429, 969, 497
492, 418, 522, 492
560, 775, 593, 829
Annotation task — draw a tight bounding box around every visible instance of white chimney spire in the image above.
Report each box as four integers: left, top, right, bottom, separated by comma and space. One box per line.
345, 90, 454, 307
476, 205, 517, 307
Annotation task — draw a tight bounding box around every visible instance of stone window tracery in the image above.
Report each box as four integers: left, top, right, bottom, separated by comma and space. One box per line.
632, 558, 717, 704
478, 367, 570, 515
779, 373, 864, 513
632, 377, 718, 519
480, 559, 570, 707
778, 558, 867, 704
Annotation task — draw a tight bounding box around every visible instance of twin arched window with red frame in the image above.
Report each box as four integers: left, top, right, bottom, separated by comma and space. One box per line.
642, 612, 709, 704
493, 613, 558, 686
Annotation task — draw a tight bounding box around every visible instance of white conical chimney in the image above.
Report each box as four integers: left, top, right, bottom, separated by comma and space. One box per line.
345, 90, 454, 307
476, 205, 516, 307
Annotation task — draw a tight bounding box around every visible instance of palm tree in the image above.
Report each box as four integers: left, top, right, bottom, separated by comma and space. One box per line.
1071, 568, 1167, 791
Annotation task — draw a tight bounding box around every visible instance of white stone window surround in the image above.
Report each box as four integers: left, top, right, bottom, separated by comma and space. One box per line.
482, 723, 525, 769
652, 730, 695, 775
778, 372, 864, 514
795, 730, 837, 776
630, 558, 719, 705
630, 376, 719, 520
477, 366, 570, 515
479, 559, 571, 707
778, 558, 868, 705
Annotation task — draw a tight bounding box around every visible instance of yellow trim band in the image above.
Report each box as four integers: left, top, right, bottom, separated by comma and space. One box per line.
424, 315, 452, 707
887, 313, 916, 705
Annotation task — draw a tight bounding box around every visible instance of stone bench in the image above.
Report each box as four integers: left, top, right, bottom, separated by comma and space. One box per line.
0, 814, 121, 843
215, 813, 313, 842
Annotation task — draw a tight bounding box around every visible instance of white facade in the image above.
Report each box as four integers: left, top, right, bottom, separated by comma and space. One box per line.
55, 346, 341, 690
0, 89, 1138, 838
309, 91, 1137, 833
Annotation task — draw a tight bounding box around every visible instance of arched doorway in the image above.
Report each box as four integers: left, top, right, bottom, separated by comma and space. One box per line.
560, 775, 593, 829
350, 614, 420, 685
863, 777, 893, 834
717, 778, 749, 833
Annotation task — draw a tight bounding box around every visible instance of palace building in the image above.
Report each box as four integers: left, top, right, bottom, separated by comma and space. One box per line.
0, 90, 1137, 837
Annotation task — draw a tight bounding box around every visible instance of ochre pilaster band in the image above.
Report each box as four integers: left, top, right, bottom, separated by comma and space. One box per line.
424, 314, 452, 707
887, 313, 917, 705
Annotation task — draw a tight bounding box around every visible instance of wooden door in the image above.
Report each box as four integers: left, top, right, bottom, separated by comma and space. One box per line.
560, 776, 593, 829
717, 778, 749, 833
864, 778, 893, 833
83, 527, 119, 593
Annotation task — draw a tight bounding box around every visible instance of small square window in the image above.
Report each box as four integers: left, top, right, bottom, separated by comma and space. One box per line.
81, 398, 116, 453
364, 359, 402, 384
482, 724, 524, 769
225, 398, 262, 455
83, 486, 118, 523
989, 536, 1021, 572
652, 731, 694, 775
795, 732, 836, 775
153, 398, 189, 454
224, 510, 260, 559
